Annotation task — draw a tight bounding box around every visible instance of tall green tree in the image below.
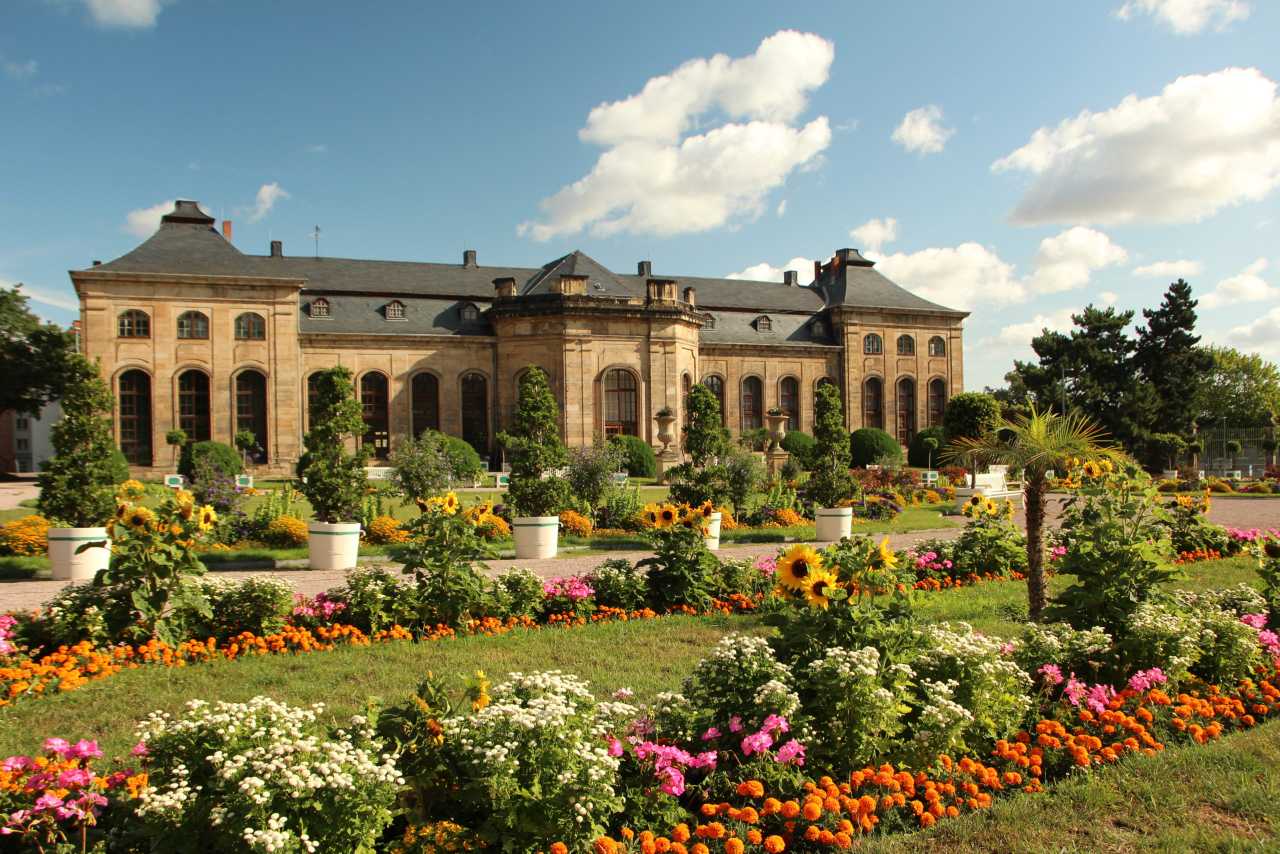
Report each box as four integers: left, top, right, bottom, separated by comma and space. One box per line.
36, 355, 120, 528
498, 367, 570, 517
0, 284, 76, 415
1195, 347, 1280, 427
296, 366, 370, 523
1134, 279, 1212, 436
803, 382, 855, 508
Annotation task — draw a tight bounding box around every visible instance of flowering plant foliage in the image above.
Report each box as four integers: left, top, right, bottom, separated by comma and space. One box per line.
0, 514, 49, 557
951, 497, 1027, 577
637, 502, 720, 612
131, 695, 402, 853
390, 493, 497, 629
803, 645, 912, 773
1253, 534, 1280, 626
543, 575, 596, 619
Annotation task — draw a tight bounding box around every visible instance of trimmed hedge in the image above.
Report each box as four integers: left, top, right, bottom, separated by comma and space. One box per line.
178, 441, 244, 481
609, 434, 657, 478
850, 427, 903, 467
907, 426, 946, 468
780, 430, 816, 468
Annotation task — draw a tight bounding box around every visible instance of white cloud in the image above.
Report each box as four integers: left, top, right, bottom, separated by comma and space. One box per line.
246, 182, 289, 223
993, 68, 1280, 226
1115, 0, 1250, 34
123, 199, 174, 238
1200, 258, 1275, 308
1099, 291, 1120, 305
988, 308, 1079, 353
84, 0, 172, 28
891, 105, 954, 155
726, 256, 815, 283
1, 279, 78, 315
519, 31, 833, 240
2, 58, 38, 79
776, 199, 787, 217
1133, 259, 1204, 278
876, 242, 1023, 309
1025, 226, 1128, 294
850, 217, 898, 255
1227, 306, 1280, 359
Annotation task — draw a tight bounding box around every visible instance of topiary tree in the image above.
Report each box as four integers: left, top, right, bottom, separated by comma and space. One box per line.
609, 434, 657, 478
36, 355, 120, 528
179, 441, 243, 481
682, 384, 730, 467
1148, 432, 1187, 472
296, 366, 370, 523
165, 428, 187, 466
804, 382, 855, 508
849, 427, 902, 468
498, 367, 571, 517
234, 429, 257, 467
942, 391, 1001, 486
1225, 439, 1243, 472
780, 430, 815, 469
907, 426, 946, 468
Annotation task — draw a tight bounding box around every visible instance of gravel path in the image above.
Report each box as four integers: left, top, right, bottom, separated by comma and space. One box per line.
2, 496, 1276, 612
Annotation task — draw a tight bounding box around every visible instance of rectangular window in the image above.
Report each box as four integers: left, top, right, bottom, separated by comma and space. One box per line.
16, 438, 29, 451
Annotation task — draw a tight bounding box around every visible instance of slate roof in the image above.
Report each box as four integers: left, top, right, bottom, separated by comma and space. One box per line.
84, 201, 962, 341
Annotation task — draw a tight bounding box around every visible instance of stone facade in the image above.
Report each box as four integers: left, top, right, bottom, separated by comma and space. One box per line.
71, 202, 967, 476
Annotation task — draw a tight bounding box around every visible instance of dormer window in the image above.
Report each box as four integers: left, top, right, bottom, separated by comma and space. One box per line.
459, 302, 480, 322
703, 314, 716, 329
811, 319, 826, 337
385, 300, 406, 321
310, 298, 330, 318
755, 315, 773, 332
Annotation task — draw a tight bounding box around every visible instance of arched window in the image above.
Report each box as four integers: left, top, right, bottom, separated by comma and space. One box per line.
117, 370, 152, 465
755, 316, 772, 332
928, 336, 946, 357
309, 298, 329, 318
461, 373, 489, 454
459, 303, 480, 322
603, 369, 638, 437
863, 377, 883, 430
928, 378, 947, 428
682, 373, 692, 423
412, 373, 440, 436
306, 372, 324, 432
896, 377, 917, 446
176, 311, 209, 340
117, 310, 150, 338
235, 370, 268, 463
741, 376, 763, 432
177, 370, 211, 442
703, 375, 726, 424
385, 300, 405, 321
863, 333, 883, 355
896, 335, 915, 356
780, 376, 799, 431
360, 373, 390, 460
235, 313, 266, 340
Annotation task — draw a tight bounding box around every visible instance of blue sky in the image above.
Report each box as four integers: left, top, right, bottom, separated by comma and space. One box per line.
3, 0, 1279, 388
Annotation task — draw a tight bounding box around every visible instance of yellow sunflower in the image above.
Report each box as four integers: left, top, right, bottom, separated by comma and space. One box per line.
802, 570, 839, 609
776, 545, 823, 590
870, 537, 898, 570
1082, 460, 1102, 479
441, 492, 460, 516
657, 503, 679, 528
984, 499, 999, 516
114, 501, 130, 521
641, 503, 661, 528
197, 505, 218, 532
1100, 458, 1114, 473
126, 506, 156, 531
699, 500, 717, 518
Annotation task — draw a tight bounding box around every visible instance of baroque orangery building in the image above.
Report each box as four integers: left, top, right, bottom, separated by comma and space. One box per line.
72, 201, 967, 476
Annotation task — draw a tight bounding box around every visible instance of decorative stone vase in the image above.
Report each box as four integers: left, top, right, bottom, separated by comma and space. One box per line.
704, 512, 722, 551
47, 527, 111, 582
655, 413, 677, 453
814, 507, 852, 542
765, 413, 789, 451
307, 522, 362, 571
513, 516, 559, 559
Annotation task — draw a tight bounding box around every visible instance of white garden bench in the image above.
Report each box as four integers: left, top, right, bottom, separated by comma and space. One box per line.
954, 464, 1023, 506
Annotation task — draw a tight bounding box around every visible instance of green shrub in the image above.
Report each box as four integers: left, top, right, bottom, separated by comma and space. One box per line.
297, 366, 369, 523
907, 426, 946, 468
569, 441, 626, 508
850, 427, 903, 467
595, 486, 645, 531
178, 441, 243, 482
780, 430, 816, 468
723, 447, 764, 511
941, 391, 1001, 444
492, 568, 545, 619
499, 368, 571, 517
187, 577, 295, 641
439, 432, 485, 484
587, 558, 648, 610
389, 431, 482, 501
37, 356, 122, 528
803, 383, 855, 508
609, 434, 657, 478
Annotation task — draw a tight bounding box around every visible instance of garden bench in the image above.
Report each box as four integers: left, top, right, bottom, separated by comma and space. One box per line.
954, 464, 1023, 506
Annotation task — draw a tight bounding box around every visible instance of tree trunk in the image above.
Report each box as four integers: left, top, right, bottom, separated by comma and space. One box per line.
1025, 474, 1048, 622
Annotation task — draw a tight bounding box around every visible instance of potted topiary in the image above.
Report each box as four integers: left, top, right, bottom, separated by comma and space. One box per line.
37, 355, 121, 581
234, 429, 257, 468
806, 382, 856, 541
666, 385, 730, 549
165, 428, 187, 468
498, 367, 571, 558
296, 366, 370, 570
1225, 439, 1243, 479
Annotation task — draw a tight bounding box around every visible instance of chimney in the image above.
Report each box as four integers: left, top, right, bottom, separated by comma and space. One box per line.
463, 249, 477, 268
835, 247, 874, 267
556, 274, 588, 295
783, 270, 799, 287
270, 240, 283, 258
813, 260, 822, 281
683, 286, 697, 306
646, 278, 676, 303
637, 260, 652, 277
493, 276, 517, 298
92, 260, 101, 266
221, 220, 233, 242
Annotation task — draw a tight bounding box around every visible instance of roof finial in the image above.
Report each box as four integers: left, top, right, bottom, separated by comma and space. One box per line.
310, 225, 321, 259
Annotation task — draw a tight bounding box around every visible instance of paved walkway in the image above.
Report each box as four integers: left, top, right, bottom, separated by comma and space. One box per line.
0, 479, 39, 512
2, 496, 1276, 612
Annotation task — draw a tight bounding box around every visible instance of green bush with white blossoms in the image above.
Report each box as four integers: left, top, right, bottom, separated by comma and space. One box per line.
803, 645, 912, 772
677, 635, 799, 736
132, 696, 402, 854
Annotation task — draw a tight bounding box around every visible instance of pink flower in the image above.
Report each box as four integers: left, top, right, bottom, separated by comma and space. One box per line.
728, 715, 743, 733
32, 794, 63, 813
1038, 664, 1064, 686
130, 741, 149, 757
58, 768, 93, 789
607, 737, 623, 757
999, 641, 1015, 656
754, 555, 777, 576
692, 751, 717, 770
1127, 668, 1168, 693
760, 714, 789, 735
70, 740, 102, 759
611, 688, 634, 701
657, 766, 685, 797
701, 727, 721, 741
1063, 675, 1087, 707
1242, 613, 1268, 629
1085, 683, 1116, 714
741, 731, 773, 757
1, 756, 32, 773
42, 738, 70, 757
774, 739, 806, 766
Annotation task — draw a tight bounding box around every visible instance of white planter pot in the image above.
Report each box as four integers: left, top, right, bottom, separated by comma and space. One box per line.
307, 522, 362, 571
513, 516, 559, 559
704, 512, 722, 551
1162, 470, 1179, 480
47, 527, 111, 582
814, 507, 852, 542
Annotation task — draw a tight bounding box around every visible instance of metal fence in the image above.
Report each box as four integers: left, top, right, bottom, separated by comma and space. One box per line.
1196, 426, 1275, 475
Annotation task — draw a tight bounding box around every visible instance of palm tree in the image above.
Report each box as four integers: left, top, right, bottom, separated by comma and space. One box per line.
944, 406, 1114, 622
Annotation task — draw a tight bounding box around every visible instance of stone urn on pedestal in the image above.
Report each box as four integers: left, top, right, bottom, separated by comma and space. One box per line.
765, 410, 789, 450
654, 408, 680, 479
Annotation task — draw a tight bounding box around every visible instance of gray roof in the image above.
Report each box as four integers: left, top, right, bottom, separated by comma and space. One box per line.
299, 294, 491, 336
699, 310, 836, 347
85, 202, 962, 325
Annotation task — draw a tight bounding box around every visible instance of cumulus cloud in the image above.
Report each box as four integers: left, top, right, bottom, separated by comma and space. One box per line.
875, 243, 1023, 309
1024, 227, 1128, 294
1, 279, 78, 314
849, 217, 898, 256
1199, 258, 1275, 308
986, 308, 1079, 354
123, 199, 174, 238
85, 0, 173, 28
1228, 306, 1280, 359
1115, 0, 1250, 34
2, 58, 38, 79
246, 182, 289, 223
776, 199, 787, 217
1133, 259, 1204, 278
993, 67, 1280, 226
726, 256, 815, 283
1099, 291, 1120, 305
519, 31, 834, 241
891, 105, 954, 155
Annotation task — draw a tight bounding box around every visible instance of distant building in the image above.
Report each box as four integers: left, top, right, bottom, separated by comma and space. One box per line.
1, 401, 60, 473
72, 201, 967, 475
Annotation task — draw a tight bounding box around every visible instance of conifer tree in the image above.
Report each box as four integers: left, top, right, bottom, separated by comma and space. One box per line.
37, 355, 120, 528
1135, 279, 1212, 436
296, 366, 369, 523
499, 367, 570, 516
